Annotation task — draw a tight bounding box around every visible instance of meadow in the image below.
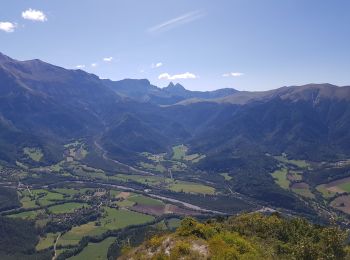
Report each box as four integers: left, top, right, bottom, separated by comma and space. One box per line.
70, 237, 115, 260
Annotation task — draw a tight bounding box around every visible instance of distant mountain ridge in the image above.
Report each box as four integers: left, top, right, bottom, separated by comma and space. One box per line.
2, 51, 350, 214
103, 78, 237, 105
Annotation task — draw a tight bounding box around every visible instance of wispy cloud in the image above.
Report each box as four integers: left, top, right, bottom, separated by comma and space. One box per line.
91, 63, 98, 67
22, 8, 47, 22
148, 10, 205, 34
103, 57, 113, 62
222, 72, 244, 77
158, 72, 197, 80
151, 62, 163, 68
75, 65, 85, 69
0, 22, 16, 33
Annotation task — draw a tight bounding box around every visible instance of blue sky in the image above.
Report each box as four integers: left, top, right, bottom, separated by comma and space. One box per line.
1, 0, 350, 91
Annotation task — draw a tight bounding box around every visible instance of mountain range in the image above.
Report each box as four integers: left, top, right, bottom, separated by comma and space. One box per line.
1, 51, 350, 163
1, 52, 350, 212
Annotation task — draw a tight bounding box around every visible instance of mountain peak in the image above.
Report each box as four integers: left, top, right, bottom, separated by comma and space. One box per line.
165, 82, 186, 90
0, 52, 14, 63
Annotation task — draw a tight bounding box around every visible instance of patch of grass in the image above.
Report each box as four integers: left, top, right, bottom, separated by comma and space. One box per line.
220, 173, 232, 181
274, 155, 309, 168
113, 174, 215, 194
337, 182, 350, 192
316, 185, 336, 198
59, 208, 154, 245
70, 237, 115, 260
139, 162, 166, 173
291, 186, 315, 198
53, 188, 80, 196
101, 207, 154, 230
37, 191, 65, 206
20, 196, 37, 208
36, 233, 58, 250
271, 168, 289, 189
23, 147, 43, 162
168, 181, 215, 194
184, 153, 206, 163
8, 209, 45, 220
128, 194, 164, 206
116, 199, 135, 208
48, 202, 87, 214
172, 145, 188, 160
59, 222, 97, 246
166, 218, 182, 229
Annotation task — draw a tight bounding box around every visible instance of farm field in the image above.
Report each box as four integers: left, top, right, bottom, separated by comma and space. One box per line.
23, 147, 43, 162
316, 184, 337, 198
316, 177, 350, 197
8, 209, 45, 219
128, 194, 164, 206
36, 232, 59, 250
19, 195, 37, 208
291, 183, 314, 198
168, 181, 215, 194
112, 174, 215, 194
274, 155, 309, 168
330, 195, 350, 214
271, 168, 289, 189
172, 145, 188, 160
59, 207, 154, 246
220, 172, 232, 181
69, 237, 115, 260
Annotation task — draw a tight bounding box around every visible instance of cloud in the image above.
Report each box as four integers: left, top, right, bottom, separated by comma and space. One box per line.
103, 57, 113, 62
91, 63, 98, 67
0, 22, 16, 33
151, 62, 163, 68
148, 10, 205, 34
76, 65, 85, 69
222, 72, 244, 77
22, 8, 47, 22
158, 72, 197, 80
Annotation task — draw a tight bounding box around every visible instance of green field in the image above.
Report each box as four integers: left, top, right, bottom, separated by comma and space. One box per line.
274, 155, 309, 168
53, 188, 80, 196
20, 196, 37, 208
292, 187, 315, 198
116, 199, 135, 208
23, 147, 43, 162
59, 208, 154, 246
220, 172, 232, 181
316, 184, 336, 198
48, 202, 87, 214
113, 174, 215, 194
36, 232, 59, 250
128, 194, 164, 206
69, 237, 115, 260
184, 153, 206, 163
168, 181, 215, 194
172, 145, 188, 160
37, 191, 65, 206
337, 182, 350, 192
139, 162, 166, 173
9, 209, 44, 219
271, 168, 290, 189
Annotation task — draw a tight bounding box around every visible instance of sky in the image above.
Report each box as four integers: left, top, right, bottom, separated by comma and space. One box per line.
1, 0, 350, 91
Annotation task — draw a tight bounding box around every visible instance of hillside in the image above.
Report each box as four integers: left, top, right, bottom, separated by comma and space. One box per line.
119, 213, 348, 260
1, 52, 350, 225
